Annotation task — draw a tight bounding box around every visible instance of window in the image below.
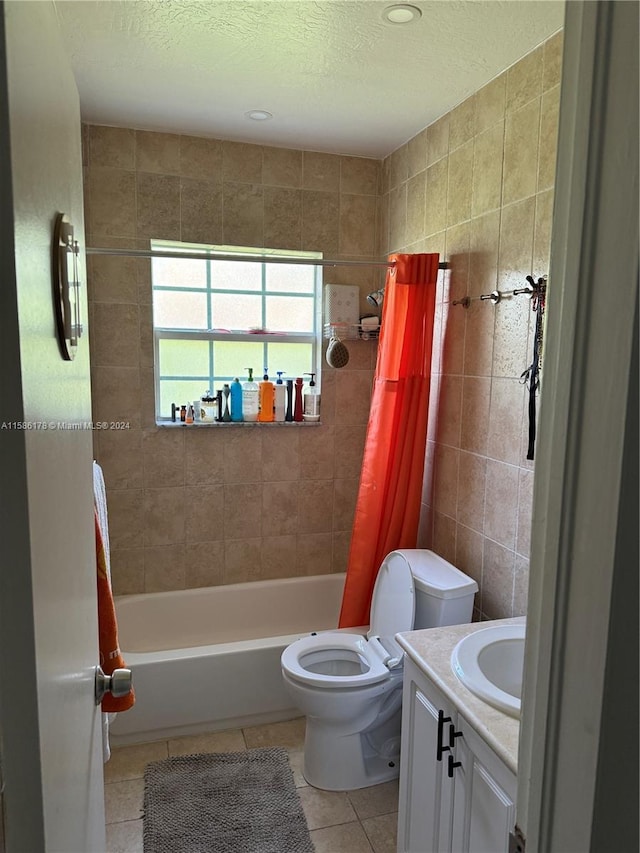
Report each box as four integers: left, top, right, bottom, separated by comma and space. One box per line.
151, 241, 322, 420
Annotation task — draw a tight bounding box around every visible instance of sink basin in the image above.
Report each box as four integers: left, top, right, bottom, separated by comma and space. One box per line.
451, 624, 525, 718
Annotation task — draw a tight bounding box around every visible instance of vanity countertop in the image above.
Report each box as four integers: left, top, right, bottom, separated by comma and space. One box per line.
396, 617, 524, 774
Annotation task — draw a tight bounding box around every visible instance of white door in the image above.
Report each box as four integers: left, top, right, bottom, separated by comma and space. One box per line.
0, 2, 106, 850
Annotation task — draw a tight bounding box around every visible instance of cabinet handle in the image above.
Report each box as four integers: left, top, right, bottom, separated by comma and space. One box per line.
437, 710, 452, 761
447, 754, 462, 778
449, 724, 463, 748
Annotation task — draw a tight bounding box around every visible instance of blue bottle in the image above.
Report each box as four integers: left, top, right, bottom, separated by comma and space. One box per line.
230, 377, 243, 422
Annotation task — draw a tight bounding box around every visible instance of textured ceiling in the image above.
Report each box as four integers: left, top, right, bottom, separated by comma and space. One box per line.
53, 0, 564, 158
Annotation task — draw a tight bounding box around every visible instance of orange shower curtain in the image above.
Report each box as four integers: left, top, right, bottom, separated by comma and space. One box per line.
338, 253, 439, 628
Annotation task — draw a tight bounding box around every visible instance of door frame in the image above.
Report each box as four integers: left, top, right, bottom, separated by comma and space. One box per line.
518, 2, 638, 851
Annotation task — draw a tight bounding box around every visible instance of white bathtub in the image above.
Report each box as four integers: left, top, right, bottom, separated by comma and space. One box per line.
109, 573, 346, 745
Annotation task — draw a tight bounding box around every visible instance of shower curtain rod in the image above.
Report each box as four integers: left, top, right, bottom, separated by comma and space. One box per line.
85, 246, 448, 270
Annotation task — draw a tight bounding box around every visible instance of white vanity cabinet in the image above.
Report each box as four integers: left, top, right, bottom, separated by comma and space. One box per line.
397, 656, 516, 853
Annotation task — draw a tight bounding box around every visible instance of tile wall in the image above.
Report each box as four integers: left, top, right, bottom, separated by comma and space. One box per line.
84, 129, 383, 593
86, 29, 562, 617
379, 32, 562, 618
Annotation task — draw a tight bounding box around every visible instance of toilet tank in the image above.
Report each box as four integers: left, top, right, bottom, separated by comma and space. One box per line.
407, 550, 478, 628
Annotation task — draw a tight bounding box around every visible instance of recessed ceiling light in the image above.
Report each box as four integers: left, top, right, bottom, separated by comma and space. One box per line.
245, 110, 273, 121
382, 4, 422, 24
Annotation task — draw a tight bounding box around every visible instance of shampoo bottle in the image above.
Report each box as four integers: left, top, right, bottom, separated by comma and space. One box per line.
242, 368, 259, 422
293, 377, 304, 422
274, 372, 286, 422
230, 378, 243, 422
303, 373, 320, 421
258, 369, 275, 422
285, 380, 294, 422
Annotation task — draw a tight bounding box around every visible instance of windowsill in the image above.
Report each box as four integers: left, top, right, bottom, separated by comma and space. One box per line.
156, 420, 323, 428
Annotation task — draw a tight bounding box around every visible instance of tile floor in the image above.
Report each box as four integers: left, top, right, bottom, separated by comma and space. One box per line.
104, 717, 398, 853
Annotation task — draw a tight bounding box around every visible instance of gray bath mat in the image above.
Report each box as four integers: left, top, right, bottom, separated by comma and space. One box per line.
143, 747, 314, 853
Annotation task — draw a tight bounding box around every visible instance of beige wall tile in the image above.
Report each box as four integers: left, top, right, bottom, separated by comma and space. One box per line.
435, 374, 462, 448
492, 298, 533, 380
88, 243, 139, 304
457, 452, 487, 533
389, 144, 409, 189
302, 190, 340, 254
425, 159, 448, 237
262, 480, 299, 536
427, 115, 450, 166
440, 301, 466, 376
180, 178, 223, 244
332, 477, 359, 532
88, 125, 135, 169
262, 428, 300, 481
543, 30, 564, 91
472, 121, 505, 217
93, 366, 141, 428
498, 196, 535, 290
506, 46, 543, 112
185, 484, 224, 542
222, 429, 262, 482
405, 172, 426, 246
136, 172, 181, 240
447, 141, 473, 226
475, 73, 506, 134
449, 95, 476, 151
340, 194, 377, 255
455, 523, 483, 589
263, 146, 302, 187
513, 553, 530, 615
462, 300, 495, 377
297, 480, 334, 533
222, 181, 264, 246
407, 129, 428, 178
433, 443, 459, 517
96, 428, 143, 490
144, 544, 185, 592
142, 428, 185, 488
388, 183, 407, 252
432, 512, 456, 564
92, 303, 139, 367
299, 425, 334, 480
538, 85, 560, 191
179, 135, 223, 180
222, 140, 263, 183
460, 376, 491, 455
516, 467, 534, 557
297, 532, 333, 575
185, 540, 225, 588
486, 377, 527, 464
468, 209, 500, 297
263, 186, 302, 250
503, 98, 541, 206
444, 220, 471, 303
224, 538, 262, 583
86, 167, 136, 238
108, 488, 144, 549
143, 487, 185, 546
335, 370, 373, 425
331, 530, 351, 572
262, 535, 298, 579
484, 460, 519, 549
341, 156, 379, 195
110, 548, 145, 595
481, 538, 515, 618
533, 189, 554, 276
223, 483, 262, 538
136, 131, 180, 174
138, 303, 153, 369
302, 151, 340, 191
333, 424, 366, 479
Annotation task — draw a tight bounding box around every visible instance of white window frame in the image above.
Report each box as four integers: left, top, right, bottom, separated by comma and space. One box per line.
151, 241, 323, 422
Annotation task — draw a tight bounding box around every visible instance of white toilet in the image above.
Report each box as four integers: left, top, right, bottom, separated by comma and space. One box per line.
280, 549, 478, 791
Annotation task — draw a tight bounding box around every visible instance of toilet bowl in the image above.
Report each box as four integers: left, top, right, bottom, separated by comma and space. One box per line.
280, 549, 478, 790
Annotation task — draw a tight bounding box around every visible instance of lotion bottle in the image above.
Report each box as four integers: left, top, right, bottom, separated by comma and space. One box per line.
303, 373, 320, 421
274, 372, 286, 422
258, 368, 275, 422
242, 368, 259, 422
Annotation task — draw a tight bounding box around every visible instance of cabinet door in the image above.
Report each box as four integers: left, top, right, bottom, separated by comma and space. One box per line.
397, 659, 456, 853
450, 716, 516, 853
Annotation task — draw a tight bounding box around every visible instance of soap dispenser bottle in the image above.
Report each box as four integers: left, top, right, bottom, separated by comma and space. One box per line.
303, 373, 320, 422
258, 368, 275, 422
274, 372, 286, 422
230, 378, 243, 422
242, 368, 259, 422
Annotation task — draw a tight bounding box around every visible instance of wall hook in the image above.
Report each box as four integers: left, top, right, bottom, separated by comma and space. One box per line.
480, 290, 501, 304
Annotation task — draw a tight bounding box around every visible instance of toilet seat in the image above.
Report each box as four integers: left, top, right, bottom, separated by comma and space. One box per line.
282, 552, 418, 690
281, 632, 391, 688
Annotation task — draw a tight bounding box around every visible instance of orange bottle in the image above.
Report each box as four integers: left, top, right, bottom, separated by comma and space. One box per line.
258, 369, 275, 422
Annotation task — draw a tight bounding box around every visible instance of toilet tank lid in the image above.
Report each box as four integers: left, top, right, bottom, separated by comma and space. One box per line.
400, 549, 478, 600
